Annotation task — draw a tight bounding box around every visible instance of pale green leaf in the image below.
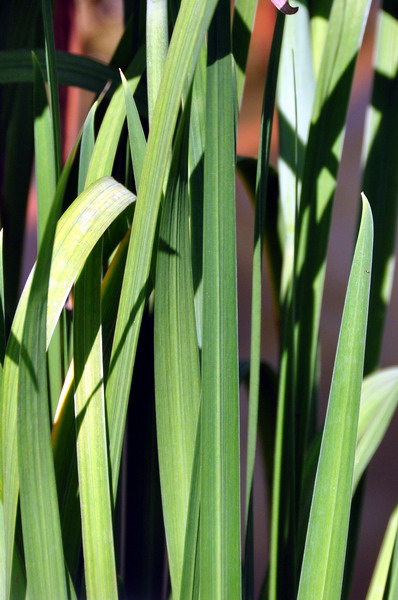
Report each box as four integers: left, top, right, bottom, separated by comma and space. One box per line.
2, 177, 135, 598
74, 253, 118, 599
0, 229, 4, 366
298, 194, 373, 600
78, 101, 98, 194
367, 504, 398, 600
105, 0, 220, 503
146, 0, 168, 126
120, 70, 147, 189
154, 108, 200, 600
294, 0, 372, 473
353, 367, 398, 492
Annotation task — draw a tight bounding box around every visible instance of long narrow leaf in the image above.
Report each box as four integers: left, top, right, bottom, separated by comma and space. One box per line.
0, 230, 4, 365
200, 1, 241, 597
188, 44, 207, 350
32, 50, 64, 417
105, 0, 220, 500
17, 116, 68, 600
270, 4, 314, 596
294, 0, 372, 471
2, 177, 135, 597
78, 102, 98, 194
247, 11, 285, 524
298, 194, 373, 600
72, 68, 129, 600
0, 49, 120, 91
48, 66, 142, 576
366, 504, 398, 600
353, 367, 398, 492
120, 70, 147, 189
154, 107, 200, 600
146, 0, 168, 126
40, 0, 61, 177
277, 0, 314, 298
74, 253, 118, 599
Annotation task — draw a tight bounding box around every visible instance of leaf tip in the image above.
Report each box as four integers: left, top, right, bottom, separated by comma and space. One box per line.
360, 192, 371, 217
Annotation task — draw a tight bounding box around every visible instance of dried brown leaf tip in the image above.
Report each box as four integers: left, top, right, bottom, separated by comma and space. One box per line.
271, 0, 299, 14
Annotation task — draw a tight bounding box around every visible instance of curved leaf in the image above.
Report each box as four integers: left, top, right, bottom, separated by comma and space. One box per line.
353, 367, 398, 492
367, 504, 398, 600
0, 49, 119, 92
2, 177, 135, 597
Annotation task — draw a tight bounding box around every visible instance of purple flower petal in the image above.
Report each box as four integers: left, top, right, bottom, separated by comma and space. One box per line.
271, 0, 299, 14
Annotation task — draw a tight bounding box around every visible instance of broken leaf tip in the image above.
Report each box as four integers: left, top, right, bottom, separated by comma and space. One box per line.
270, 0, 299, 14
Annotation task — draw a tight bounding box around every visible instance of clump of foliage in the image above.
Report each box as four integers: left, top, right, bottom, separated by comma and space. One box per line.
0, 0, 397, 599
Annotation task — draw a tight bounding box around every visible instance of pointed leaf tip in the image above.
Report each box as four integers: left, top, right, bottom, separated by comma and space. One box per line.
270, 0, 299, 14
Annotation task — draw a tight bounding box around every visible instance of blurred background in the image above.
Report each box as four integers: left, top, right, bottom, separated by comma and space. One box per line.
22, 0, 398, 597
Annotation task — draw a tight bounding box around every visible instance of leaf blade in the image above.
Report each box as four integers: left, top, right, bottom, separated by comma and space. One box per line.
298, 194, 373, 600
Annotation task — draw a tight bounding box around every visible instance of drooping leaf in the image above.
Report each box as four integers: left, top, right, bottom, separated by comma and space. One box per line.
0, 49, 120, 91
353, 367, 398, 492
2, 177, 135, 597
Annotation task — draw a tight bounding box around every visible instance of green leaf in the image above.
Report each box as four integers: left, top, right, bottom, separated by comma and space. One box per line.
200, 1, 241, 597
120, 70, 147, 189
78, 101, 98, 194
180, 415, 201, 600
85, 67, 143, 187
0, 491, 4, 598
353, 367, 398, 492
17, 116, 68, 600
309, 0, 333, 76
367, 504, 398, 600
74, 251, 118, 599
32, 52, 56, 249
50, 64, 142, 578
40, 0, 61, 178
297, 194, 373, 600
71, 69, 132, 600
277, 0, 314, 299
146, 0, 168, 126
387, 521, 398, 600
247, 12, 284, 529
32, 49, 63, 418
294, 0, 372, 470
105, 0, 220, 502
2, 177, 135, 598
188, 44, 206, 350
0, 230, 5, 366
270, 3, 315, 595
154, 107, 200, 600
0, 49, 120, 92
